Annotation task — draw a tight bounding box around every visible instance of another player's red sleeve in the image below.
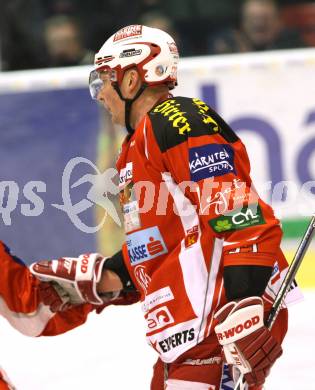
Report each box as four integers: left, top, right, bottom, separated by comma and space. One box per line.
0, 241, 93, 336
41, 289, 140, 336
0, 242, 41, 314
0, 242, 139, 337
39, 304, 93, 336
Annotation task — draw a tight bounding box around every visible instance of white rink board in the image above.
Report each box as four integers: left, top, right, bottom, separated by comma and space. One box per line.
0, 292, 314, 389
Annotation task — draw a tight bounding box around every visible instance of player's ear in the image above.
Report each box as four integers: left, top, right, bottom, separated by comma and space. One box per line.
121, 68, 141, 98
128, 68, 141, 91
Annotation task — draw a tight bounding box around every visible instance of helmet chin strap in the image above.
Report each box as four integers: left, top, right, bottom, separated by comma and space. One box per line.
113, 83, 147, 134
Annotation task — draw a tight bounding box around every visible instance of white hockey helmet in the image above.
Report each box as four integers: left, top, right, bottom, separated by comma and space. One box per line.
89, 24, 179, 100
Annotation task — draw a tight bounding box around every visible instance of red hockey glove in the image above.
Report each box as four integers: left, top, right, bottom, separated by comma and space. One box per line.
30, 253, 108, 306
214, 297, 282, 388
37, 281, 72, 312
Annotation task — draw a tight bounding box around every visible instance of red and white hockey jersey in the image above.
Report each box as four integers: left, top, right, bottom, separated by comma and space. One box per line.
116, 96, 300, 363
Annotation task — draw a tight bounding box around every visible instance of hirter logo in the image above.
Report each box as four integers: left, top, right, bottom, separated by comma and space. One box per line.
217, 315, 260, 340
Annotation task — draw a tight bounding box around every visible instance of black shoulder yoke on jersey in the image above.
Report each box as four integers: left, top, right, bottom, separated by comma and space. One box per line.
148, 96, 239, 153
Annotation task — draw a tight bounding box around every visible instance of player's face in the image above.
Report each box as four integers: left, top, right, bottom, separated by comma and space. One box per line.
96, 68, 141, 127
97, 71, 125, 125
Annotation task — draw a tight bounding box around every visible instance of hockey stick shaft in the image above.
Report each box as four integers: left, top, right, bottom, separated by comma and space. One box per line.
234, 215, 315, 390
266, 215, 315, 328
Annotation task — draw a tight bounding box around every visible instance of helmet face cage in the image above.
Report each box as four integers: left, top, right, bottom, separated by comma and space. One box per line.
91, 25, 179, 98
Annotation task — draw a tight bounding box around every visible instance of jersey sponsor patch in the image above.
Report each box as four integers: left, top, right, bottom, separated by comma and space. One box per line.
142, 286, 174, 313
209, 204, 265, 233
158, 327, 195, 353
119, 162, 141, 233
146, 306, 175, 332
200, 178, 247, 216
126, 226, 168, 265
184, 225, 199, 248
122, 199, 141, 233
134, 265, 151, 294
119, 162, 133, 186
189, 144, 235, 181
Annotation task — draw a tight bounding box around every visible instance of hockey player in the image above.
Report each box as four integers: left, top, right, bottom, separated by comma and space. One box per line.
30, 25, 296, 390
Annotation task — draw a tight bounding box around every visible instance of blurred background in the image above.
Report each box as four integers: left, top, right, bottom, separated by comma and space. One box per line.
0, 0, 314, 389
1, 0, 315, 70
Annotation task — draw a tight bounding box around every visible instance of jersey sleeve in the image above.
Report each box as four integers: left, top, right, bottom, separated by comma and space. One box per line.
147, 97, 282, 268
0, 242, 41, 314
40, 291, 140, 336
0, 242, 139, 337
0, 242, 93, 336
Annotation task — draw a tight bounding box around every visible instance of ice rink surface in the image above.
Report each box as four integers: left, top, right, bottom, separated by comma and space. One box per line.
0, 291, 314, 390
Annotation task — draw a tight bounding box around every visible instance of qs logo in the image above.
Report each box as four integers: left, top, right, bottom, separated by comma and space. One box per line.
52, 157, 121, 233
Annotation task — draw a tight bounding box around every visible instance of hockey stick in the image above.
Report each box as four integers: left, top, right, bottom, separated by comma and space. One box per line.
234, 215, 315, 390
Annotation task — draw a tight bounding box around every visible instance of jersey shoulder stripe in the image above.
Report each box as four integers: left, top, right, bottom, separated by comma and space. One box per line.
148, 96, 239, 153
